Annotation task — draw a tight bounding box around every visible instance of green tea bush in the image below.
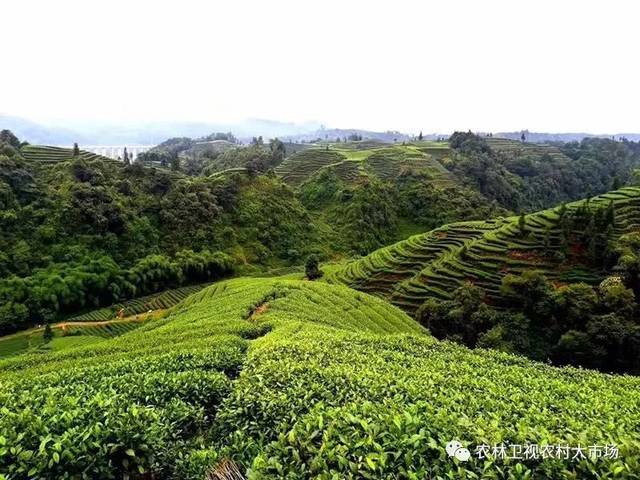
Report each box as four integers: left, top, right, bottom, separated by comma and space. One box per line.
1, 278, 639, 479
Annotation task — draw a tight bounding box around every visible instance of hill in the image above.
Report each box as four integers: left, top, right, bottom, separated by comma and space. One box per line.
496, 131, 640, 143
1, 277, 638, 479
0, 136, 339, 335
275, 142, 452, 187
330, 186, 640, 309
447, 132, 640, 211
0, 115, 322, 145
277, 141, 502, 254
20, 145, 116, 164
329, 186, 640, 372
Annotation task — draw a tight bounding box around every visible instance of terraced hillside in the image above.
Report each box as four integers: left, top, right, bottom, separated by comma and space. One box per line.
330, 186, 640, 314
20, 145, 115, 163
486, 137, 572, 162
1, 277, 638, 479
66, 284, 209, 322
275, 142, 453, 186
328, 220, 499, 296
0, 310, 168, 359
364, 145, 452, 184
274, 149, 347, 185
0, 285, 209, 358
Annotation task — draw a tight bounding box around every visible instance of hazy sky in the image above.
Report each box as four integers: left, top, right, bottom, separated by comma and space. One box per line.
2, 0, 639, 134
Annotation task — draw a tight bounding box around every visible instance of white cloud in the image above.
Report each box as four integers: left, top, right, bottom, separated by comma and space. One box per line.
2, 0, 639, 133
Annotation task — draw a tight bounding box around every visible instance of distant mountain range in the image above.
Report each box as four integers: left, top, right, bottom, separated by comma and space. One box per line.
495, 131, 640, 143
0, 116, 324, 146
2, 114, 640, 146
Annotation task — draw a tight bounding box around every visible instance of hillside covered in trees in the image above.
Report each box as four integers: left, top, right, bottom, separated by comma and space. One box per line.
3, 129, 640, 337
0, 132, 329, 334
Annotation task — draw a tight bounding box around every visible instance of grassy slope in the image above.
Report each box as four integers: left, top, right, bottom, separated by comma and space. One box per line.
329, 186, 640, 314
1, 278, 638, 478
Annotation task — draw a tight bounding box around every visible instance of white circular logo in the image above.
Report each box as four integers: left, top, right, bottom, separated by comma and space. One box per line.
446, 440, 470, 462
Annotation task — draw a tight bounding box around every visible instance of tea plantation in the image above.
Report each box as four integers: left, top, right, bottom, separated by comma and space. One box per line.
20, 145, 115, 164
330, 186, 640, 314
274, 142, 454, 186
1, 277, 639, 479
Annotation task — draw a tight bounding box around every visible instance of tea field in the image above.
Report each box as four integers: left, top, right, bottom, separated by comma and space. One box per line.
274, 142, 454, 187
20, 145, 115, 164
0, 285, 209, 358
1, 277, 638, 478
329, 186, 640, 314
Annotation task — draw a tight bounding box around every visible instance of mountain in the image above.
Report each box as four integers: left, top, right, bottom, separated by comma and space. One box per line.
0, 115, 322, 145
283, 127, 418, 143
0, 115, 89, 145
496, 131, 640, 142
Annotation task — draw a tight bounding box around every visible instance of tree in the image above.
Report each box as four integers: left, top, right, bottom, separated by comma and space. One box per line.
269, 138, 286, 163
43, 323, 53, 343
170, 156, 180, 171
418, 131, 423, 141
73, 143, 80, 157
518, 212, 527, 235
599, 276, 636, 319
123, 147, 130, 166
611, 176, 622, 190
0, 130, 21, 148
552, 283, 597, 330
416, 282, 491, 347
614, 232, 640, 297
305, 254, 323, 280
501, 270, 554, 318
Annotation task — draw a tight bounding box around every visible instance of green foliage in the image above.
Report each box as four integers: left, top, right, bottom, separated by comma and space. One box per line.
0, 250, 234, 335
614, 232, 640, 297
420, 269, 640, 373
448, 133, 640, 211
0, 130, 21, 149
0, 279, 421, 478
1, 277, 639, 478
42, 323, 53, 343
334, 178, 399, 255
0, 135, 345, 333
332, 186, 640, 372
304, 254, 322, 280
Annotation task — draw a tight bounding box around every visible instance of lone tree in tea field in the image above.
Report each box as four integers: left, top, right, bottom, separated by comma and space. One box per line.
305, 254, 323, 280
43, 323, 53, 343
